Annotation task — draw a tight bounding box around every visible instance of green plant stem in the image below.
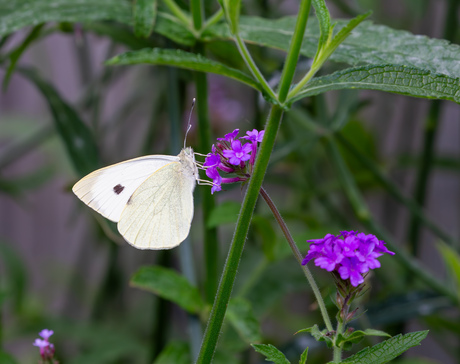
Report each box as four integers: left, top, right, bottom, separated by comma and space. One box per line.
190, 0, 204, 30
195, 104, 284, 364
194, 43, 219, 304
325, 137, 459, 304
203, 8, 224, 30
333, 320, 344, 362
407, 0, 458, 256
162, 0, 191, 26
287, 63, 321, 100
335, 133, 457, 248
277, 0, 312, 103
259, 187, 333, 332
234, 34, 277, 101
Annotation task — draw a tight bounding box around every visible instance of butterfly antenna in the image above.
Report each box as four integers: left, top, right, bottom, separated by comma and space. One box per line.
184, 98, 196, 149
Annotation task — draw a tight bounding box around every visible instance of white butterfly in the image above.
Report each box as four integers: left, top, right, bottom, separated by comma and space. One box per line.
72, 147, 199, 250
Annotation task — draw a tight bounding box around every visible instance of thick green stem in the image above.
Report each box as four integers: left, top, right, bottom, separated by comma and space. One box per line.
162, 0, 191, 26
194, 43, 219, 303
195, 104, 284, 364
277, 0, 312, 103
326, 137, 459, 304
333, 320, 344, 362
259, 187, 333, 332
190, 0, 204, 30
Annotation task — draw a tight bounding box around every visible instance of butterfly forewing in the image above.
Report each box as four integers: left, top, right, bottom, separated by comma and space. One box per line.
72, 155, 179, 222
117, 160, 196, 249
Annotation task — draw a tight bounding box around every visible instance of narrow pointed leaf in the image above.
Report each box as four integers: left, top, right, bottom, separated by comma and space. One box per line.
252, 344, 291, 364
299, 347, 308, 364
288, 65, 460, 105
204, 16, 460, 80
312, 0, 331, 49
133, 0, 157, 38
227, 297, 262, 343
106, 48, 262, 92
339, 330, 429, 364
18, 68, 99, 176
130, 266, 205, 314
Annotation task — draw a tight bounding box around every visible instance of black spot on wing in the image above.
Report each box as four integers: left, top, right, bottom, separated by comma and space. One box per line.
113, 184, 125, 195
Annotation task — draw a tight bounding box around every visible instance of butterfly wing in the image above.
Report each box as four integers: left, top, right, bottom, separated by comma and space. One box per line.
117, 161, 196, 250
72, 155, 179, 222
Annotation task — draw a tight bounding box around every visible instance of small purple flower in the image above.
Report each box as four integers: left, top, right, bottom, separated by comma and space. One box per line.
39, 329, 54, 340
33, 339, 49, 348
204, 153, 220, 168
223, 140, 252, 165
206, 167, 222, 194
217, 129, 239, 142
302, 231, 394, 287
243, 129, 264, 143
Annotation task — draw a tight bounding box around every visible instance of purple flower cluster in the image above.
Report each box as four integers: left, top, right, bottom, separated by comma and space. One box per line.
204, 129, 264, 194
33, 329, 56, 361
302, 231, 395, 287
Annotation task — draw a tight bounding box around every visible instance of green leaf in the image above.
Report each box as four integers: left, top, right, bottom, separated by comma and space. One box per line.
0, 0, 132, 37
18, 68, 99, 176
340, 330, 429, 364
130, 266, 205, 314
133, 0, 157, 38
296, 325, 334, 347
0, 241, 26, 313
106, 48, 262, 91
207, 201, 241, 228
251, 344, 291, 364
227, 297, 262, 343
288, 65, 460, 105
438, 241, 460, 299
204, 16, 460, 80
312, 0, 331, 50
299, 347, 308, 364
153, 341, 190, 364
3, 24, 44, 89
0, 351, 19, 364
337, 329, 391, 348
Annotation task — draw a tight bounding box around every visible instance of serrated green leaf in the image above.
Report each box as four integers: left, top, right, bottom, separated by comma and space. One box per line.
130, 266, 205, 314
133, 0, 157, 38
18, 68, 99, 176
0, 0, 132, 37
3, 24, 44, 90
227, 297, 262, 343
153, 341, 190, 364
312, 0, 331, 50
204, 16, 460, 80
299, 347, 308, 364
438, 241, 460, 299
288, 64, 460, 104
207, 201, 241, 228
106, 48, 261, 91
251, 344, 291, 364
341, 330, 429, 364
337, 329, 391, 347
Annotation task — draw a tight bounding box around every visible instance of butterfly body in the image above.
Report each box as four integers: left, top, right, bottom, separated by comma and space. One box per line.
72, 147, 198, 250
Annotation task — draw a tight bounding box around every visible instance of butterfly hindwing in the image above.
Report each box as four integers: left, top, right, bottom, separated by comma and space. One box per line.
117, 161, 196, 249
72, 155, 179, 222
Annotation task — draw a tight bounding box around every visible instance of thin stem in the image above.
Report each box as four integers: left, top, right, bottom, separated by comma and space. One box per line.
190, 0, 204, 30
287, 63, 321, 100
194, 43, 219, 304
234, 34, 277, 101
259, 187, 333, 332
196, 104, 284, 364
277, 0, 312, 103
203, 8, 224, 30
333, 320, 344, 362
326, 137, 459, 304
162, 0, 191, 26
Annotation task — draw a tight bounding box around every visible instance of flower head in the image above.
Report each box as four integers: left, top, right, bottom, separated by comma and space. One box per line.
302, 231, 394, 287
33, 329, 56, 361
203, 128, 264, 194
39, 329, 54, 340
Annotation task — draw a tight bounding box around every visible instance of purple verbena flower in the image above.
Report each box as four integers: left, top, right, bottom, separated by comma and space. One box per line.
223, 140, 252, 165
206, 167, 222, 194
39, 329, 54, 340
33, 329, 56, 361
243, 129, 264, 143
217, 129, 239, 142
302, 231, 394, 287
